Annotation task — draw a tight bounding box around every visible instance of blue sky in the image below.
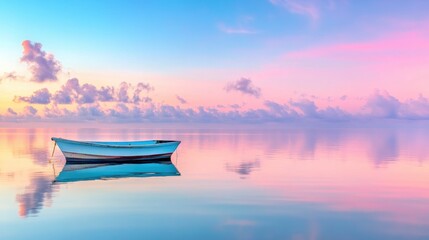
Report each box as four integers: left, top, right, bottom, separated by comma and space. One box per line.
2, 0, 428, 71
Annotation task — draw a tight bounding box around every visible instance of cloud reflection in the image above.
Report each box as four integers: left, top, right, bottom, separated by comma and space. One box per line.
16, 174, 57, 217
367, 130, 399, 165
226, 159, 260, 178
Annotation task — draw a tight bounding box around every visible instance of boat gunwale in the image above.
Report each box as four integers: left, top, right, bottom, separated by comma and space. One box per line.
51, 137, 181, 149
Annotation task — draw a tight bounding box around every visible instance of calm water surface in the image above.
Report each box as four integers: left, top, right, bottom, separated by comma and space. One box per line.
1, 126, 429, 239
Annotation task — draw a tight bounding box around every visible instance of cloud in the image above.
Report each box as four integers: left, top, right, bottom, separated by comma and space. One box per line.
20, 40, 61, 82
97, 86, 115, 102
23, 106, 38, 116
0, 72, 22, 82
270, 0, 320, 22
285, 31, 429, 61
290, 98, 318, 117
17, 78, 154, 105
133, 82, 153, 103
363, 91, 401, 118
264, 100, 298, 120
176, 95, 187, 104
114, 81, 153, 104
16, 103, 274, 123
4, 90, 429, 123
401, 95, 429, 119
77, 83, 98, 104
225, 78, 261, 98
52, 78, 80, 104
7, 108, 17, 116
363, 91, 429, 120
14, 88, 52, 104
226, 159, 260, 177
52, 90, 72, 104
117, 82, 130, 103
230, 104, 241, 109
289, 98, 351, 120
16, 175, 56, 217
76, 104, 105, 120
2, 96, 335, 122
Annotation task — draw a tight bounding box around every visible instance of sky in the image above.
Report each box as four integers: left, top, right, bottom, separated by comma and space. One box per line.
1, 0, 429, 123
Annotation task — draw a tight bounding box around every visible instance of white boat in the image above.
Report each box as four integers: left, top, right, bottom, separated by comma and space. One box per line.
51, 137, 181, 163
54, 162, 180, 183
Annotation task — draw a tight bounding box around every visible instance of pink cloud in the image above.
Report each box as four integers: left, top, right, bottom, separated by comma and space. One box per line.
20, 40, 61, 83
5, 90, 429, 123
284, 31, 429, 62
14, 88, 52, 104
23, 106, 38, 116
363, 91, 429, 120
133, 82, 153, 103
7, 108, 17, 116
176, 95, 187, 104
0, 72, 22, 82
225, 78, 261, 98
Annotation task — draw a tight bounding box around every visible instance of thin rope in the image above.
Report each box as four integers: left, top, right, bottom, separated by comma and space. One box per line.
51, 161, 57, 179
51, 142, 57, 157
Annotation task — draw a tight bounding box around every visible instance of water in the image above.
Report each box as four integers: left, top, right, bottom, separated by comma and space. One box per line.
1, 126, 429, 239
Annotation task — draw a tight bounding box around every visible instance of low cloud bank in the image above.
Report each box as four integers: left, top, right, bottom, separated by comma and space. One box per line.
4, 91, 429, 123
15, 78, 153, 105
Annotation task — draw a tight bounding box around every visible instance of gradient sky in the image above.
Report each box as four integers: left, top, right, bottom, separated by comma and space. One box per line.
1, 0, 429, 123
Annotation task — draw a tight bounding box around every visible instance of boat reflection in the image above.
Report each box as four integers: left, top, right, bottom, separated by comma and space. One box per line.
54, 159, 180, 183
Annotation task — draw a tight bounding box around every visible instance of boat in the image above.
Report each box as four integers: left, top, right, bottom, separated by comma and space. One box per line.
54, 161, 180, 183
51, 137, 181, 164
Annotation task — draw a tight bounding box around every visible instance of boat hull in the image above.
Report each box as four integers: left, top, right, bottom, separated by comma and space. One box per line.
63, 153, 173, 163
52, 137, 180, 163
